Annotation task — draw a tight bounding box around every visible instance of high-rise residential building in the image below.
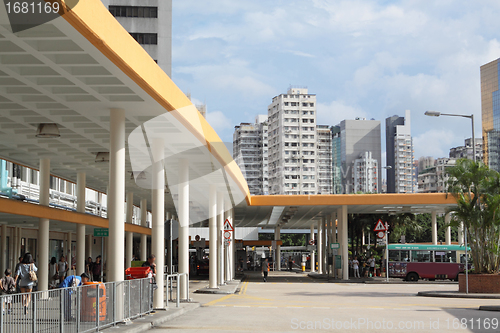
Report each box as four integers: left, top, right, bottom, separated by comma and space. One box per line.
331, 118, 381, 194
352, 151, 378, 193
233, 116, 269, 195
418, 156, 435, 172
331, 126, 342, 194
417, 157, 456, 193
316, 125, 332, 194
102, 0, 172, 77
386, 110, 416, 193
268, 87, 318, 195
449, 138, 483, 161
481, 58, 500, 171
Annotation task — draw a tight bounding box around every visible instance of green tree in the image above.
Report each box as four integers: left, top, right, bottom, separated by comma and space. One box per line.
447, 159, 500, 274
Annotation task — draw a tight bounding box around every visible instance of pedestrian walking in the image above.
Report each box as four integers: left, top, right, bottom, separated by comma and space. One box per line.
262, 258, 269, 282
368, 255, 376, 277
14, 253, 38, 314
85, 257, 93, 280
58, 255, 69, 280
352, 257, 360, 278
288, 256, 293, 271
0, 269, 16, 314
92, 255, 102, 282
49, 257, 59, 288
142, 254, 157, 277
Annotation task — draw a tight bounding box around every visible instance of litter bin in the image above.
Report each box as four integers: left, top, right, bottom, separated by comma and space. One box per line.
81, 282, 106, 322
125, 267, 152, 280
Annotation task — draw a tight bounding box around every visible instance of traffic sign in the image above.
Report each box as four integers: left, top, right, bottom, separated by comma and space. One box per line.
94, 228, 108, 237
308, 239, 315, 245
376, 231, 385, 239
330, 243, 340, 249
374, 220, 387, 232
224, 231, 232, 239
223, 219, 233, 232
224, 239, 231, 246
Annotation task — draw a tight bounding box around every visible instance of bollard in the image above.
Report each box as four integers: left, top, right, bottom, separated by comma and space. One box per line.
301, 262, 306, 272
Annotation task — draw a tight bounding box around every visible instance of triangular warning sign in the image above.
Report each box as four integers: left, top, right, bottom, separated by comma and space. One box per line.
374, 219, 387, 232
224, 219, 233, 232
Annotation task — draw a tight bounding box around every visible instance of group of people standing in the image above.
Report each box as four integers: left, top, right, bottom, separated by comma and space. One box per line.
351, 255, 377, 278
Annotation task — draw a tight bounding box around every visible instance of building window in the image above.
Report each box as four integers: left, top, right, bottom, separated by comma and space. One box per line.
109, 6, 158, 18
130, 33, 158, 45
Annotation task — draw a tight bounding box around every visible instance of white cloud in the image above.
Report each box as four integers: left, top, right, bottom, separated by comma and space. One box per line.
206, 110, 232, 134
316, 101, 368, 126
413, 129, 458, 159
172, 0, 500, 156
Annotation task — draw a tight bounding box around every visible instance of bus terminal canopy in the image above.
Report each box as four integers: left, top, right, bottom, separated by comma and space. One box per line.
236, 193, 457, 229
0, 0, 457, 230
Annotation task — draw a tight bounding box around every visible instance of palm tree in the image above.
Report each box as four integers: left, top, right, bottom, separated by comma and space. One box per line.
446, 159, 500, 274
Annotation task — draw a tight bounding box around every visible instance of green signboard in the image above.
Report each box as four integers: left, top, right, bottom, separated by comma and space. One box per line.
335, 255, 341, 269
388, 244, 469, 251
93, 228, 109, 237
330, 243, 340, 250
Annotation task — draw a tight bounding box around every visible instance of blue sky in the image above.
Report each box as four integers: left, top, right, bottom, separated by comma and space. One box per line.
171, 0, 500, 160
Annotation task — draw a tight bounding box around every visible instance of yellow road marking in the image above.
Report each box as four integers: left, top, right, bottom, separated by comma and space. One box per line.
204, 294, 235, 307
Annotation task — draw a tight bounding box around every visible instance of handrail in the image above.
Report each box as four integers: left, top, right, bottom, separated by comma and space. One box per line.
164, 272, 189, 308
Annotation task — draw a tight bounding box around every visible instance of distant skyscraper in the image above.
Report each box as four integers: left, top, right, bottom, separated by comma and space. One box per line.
268, 87, 318, 195
102, 0, 172, 77
481, 58, 500, 171
352, 151, 378, 193
316, 125, 332, 194
386, 110, 415, 193
233, 116, 269, 195
331, 118, 381, 194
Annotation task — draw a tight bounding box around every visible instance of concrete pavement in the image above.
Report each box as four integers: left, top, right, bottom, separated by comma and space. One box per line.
152, 271, 500, 332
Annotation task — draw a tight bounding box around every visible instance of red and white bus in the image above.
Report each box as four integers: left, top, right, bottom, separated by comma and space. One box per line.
388, 244, 468, 281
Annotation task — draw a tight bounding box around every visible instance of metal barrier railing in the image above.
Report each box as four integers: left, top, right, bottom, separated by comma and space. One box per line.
164, 273, 189, 308
0, 277, 153, 333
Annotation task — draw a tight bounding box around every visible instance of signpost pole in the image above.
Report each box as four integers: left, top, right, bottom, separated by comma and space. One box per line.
385, 231, 389, 283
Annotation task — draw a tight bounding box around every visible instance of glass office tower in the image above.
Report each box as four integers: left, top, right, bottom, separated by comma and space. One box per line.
481, 58, 500, 171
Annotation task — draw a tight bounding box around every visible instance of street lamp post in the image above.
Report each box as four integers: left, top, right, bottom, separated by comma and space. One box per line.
425, 110, 475, 294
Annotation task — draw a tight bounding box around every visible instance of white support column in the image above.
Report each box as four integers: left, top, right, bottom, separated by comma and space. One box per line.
38, 158, 50, 291
140, 199, 148, 261
125, 192, 134, 269
178, 159, 189, 300
67, 232, 72, 270
1, 224, 7, 277
317, 220, 323, 274
275, 226, 281, 271
152, 138, 165, 308
76, 172, 86, 275
108, 108, 125, 283
310, 225, 315, 273
231, 208, 236, 279
431, 211, 437, 245
224, 199, 231, 281
217, 192, 224, 285
323, 217, 329, 273
331, 212, 337, 243
328, 214, 334, 274
337, 207, 343, 278
165, 211, 171, 274
86, 235, 93, 260
445, 213, 452, 245
340, 205, 349, 280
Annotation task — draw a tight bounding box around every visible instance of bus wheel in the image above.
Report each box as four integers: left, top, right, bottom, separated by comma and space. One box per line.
406, 272, 419, 282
